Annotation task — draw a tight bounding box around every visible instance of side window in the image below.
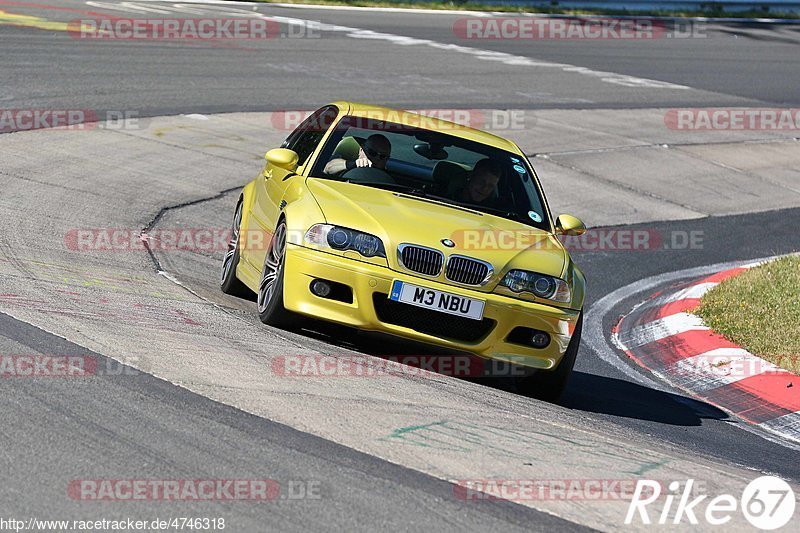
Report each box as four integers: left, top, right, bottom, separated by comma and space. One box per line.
282, 106, 339, 167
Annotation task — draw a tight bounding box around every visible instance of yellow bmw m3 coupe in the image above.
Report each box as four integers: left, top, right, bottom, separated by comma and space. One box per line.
221, 102, 587, 401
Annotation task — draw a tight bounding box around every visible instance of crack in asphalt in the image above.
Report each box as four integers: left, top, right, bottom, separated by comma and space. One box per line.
529, 136, 800, 158
139, 185, 243, 273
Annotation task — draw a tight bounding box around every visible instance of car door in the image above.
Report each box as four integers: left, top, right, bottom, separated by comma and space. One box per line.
246, 105, 339, 270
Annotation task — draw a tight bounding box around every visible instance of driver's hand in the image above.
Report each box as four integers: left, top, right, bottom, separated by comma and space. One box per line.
355, 148, 372, 168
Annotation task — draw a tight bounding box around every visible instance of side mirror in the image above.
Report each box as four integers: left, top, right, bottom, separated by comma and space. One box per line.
555, 214, 586, 236
265, 148, 299, 172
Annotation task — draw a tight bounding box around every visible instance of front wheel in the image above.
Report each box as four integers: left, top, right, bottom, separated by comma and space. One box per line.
257, 220, 295, 328
514, 314, 582, 403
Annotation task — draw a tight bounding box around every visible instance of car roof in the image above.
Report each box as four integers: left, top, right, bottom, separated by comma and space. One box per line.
328, 101, 524, 154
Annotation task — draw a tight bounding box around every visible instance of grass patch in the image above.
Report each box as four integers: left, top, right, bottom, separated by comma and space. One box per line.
696, 256, 800, 374
258, 0, 800, 19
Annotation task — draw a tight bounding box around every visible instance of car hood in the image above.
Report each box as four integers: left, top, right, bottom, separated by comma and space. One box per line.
306, 178, 567, 291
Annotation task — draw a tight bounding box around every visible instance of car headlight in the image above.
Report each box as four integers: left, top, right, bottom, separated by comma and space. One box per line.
304, 224, 386, 258
499, 270, 571, 303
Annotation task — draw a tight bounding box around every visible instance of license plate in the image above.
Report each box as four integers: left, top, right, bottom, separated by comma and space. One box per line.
389, 280, 485, 320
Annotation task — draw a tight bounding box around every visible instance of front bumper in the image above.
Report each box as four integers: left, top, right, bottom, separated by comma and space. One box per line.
283, 244, 581, 370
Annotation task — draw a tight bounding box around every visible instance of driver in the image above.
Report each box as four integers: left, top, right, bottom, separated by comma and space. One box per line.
455, 158, 502, 206
324, 134, 391, 175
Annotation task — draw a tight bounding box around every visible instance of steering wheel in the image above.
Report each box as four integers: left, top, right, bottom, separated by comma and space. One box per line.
343, 166, 395, 184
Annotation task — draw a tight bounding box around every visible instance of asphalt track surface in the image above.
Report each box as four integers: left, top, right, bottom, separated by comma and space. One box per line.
2, 0, 800, 116
1, 1, 800, 531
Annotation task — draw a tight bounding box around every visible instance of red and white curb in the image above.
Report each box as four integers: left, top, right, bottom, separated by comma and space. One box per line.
613, 264, 800, 444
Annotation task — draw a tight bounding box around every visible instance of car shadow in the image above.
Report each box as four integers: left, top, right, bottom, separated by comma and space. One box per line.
560, 371, 729, 427
292, 319, 729, 428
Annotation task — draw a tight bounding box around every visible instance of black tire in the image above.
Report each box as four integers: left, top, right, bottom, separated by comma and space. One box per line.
256, 219, 295, 328
220, 200, 251, 298
514, 314, 582, 403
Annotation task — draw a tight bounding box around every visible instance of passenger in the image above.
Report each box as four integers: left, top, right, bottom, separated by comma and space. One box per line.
324, 134, 391, 175
456, 158, 502, 206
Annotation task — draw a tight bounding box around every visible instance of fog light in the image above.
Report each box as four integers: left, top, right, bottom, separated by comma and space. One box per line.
530, 331, 550, 349
310, 279, 332, 298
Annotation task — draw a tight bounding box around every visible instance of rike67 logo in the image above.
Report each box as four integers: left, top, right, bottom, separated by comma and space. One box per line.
626, 476, 796, 529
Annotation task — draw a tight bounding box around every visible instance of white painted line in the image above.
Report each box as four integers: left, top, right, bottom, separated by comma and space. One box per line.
132, 0, 800, 22
83, 1, 692, 90
267, 2, 495, 16
269, 14, 691, 90
617, 312, 708, 349
144, 0, 263, 4
159, 3, 213, 14
664, 281, 718, 302
740, 259, 768, 269
128, 0, 500, 15
268, 3, 800, 23
594, 268, 739, 388
114, 0, 800, 24
628, 280, 718, 317
585, 255, 800, 452
86, 1, 177, 13
761, 412, 800, 444
670, 348, 787, 392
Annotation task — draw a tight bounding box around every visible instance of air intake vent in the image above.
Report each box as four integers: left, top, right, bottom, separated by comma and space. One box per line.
373, 293, 495, 343
398, 244, 444, 276
445, 256, 492, 286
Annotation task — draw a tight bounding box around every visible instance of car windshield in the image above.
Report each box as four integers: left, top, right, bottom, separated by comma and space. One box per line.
310, 115, 551, 231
